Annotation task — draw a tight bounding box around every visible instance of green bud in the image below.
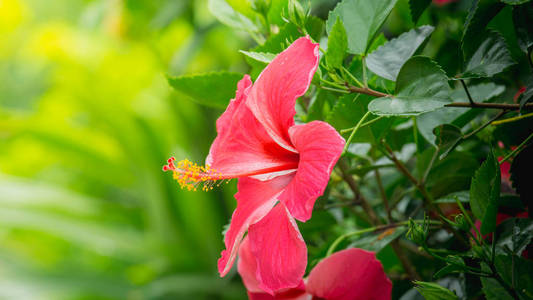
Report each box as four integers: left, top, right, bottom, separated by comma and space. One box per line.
454, 214, 470, 231
406, 219, 428, 245
287, 0, 307, 28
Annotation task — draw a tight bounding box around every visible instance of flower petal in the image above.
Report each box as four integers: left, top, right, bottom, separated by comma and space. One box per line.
238, 237, 263, 293
246, 37, 320, 152
207, 75, 299, 178
279, 121, 345, 222
306, 248, 392, 300
218, 174, 294, 276
247, 203, 307, 294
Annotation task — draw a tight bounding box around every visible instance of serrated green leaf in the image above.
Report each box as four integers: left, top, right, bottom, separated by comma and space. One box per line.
409, 0, 431, 23
239, 50, 276, 63
367, 25, 434, 81
417, 83, 505, 145
326, 94, 393, 143
369, 56, 450, 116
470, 150, 500, 235
414, 281, 459, 300
208, 0, 259, 32
167, 72, 244, 109
326, 0, 399, 55
513, 2, 533, 53
460, 31, 516, 79
433, 124, 462, 159
462, 0, 504, 57
326, 18, 348, 69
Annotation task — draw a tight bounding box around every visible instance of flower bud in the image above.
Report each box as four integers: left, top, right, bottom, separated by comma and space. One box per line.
454, 214, 470, 231
406, 219, 428, 245
286, 0, 307, 28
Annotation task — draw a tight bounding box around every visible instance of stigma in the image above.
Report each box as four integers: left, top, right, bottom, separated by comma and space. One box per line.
162, 157, 228, 191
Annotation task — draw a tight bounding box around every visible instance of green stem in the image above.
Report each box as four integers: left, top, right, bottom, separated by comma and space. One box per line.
342, 111, 371, 155
421, 147, 439, 185
499, 132, 533, 164
340, 116, 384, 134
341, 66, 364, 88
319, 86, 349, 94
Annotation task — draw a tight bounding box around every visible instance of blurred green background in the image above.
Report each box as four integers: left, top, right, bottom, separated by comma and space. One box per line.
0, 0, 253, 298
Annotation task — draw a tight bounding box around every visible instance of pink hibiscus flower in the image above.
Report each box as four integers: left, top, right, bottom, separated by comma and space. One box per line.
163, 37, 345, 292
238, 237, 392, 300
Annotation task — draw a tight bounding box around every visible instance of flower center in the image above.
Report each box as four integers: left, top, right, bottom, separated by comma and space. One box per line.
162, 157, 229, 191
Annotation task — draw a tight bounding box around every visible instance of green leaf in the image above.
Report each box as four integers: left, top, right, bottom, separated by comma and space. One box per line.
367, 25, 434, 81
435, 191, 469, 203
481, 277, 514, 300
426, 152, 479, 199
414, 281, 459, 300
239, 50, 276, 63
513, 2, 533, 53
496, 218, 533, 256
347, 226, 406, 252
417, 83, 505, 145
326, 0, 399, 55
326, 18, 348, 69
502, 0, 531, 4
433, 124, 462, 159
460, 31, 516, 79
167, 72, 244, 109
326, 94, 393, 143
368, 56, 450, 116
470, 150, 500, 235
462, 0, 504, 58
409, 0, 431, 23
433, 256, 466, 279
208, 0, 259, 32
494, 254, 533, 299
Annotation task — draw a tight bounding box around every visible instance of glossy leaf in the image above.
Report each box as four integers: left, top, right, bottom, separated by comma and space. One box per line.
167, 72, 244, 109
414, 281, 459, 300
367, 25, 435, 81
326, 18, 348, 69
470, 150, 500, 235
496, 218, 533, 256
369, 56, 450, 116
326, 0, 399, 55
460, 31, 516, 79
